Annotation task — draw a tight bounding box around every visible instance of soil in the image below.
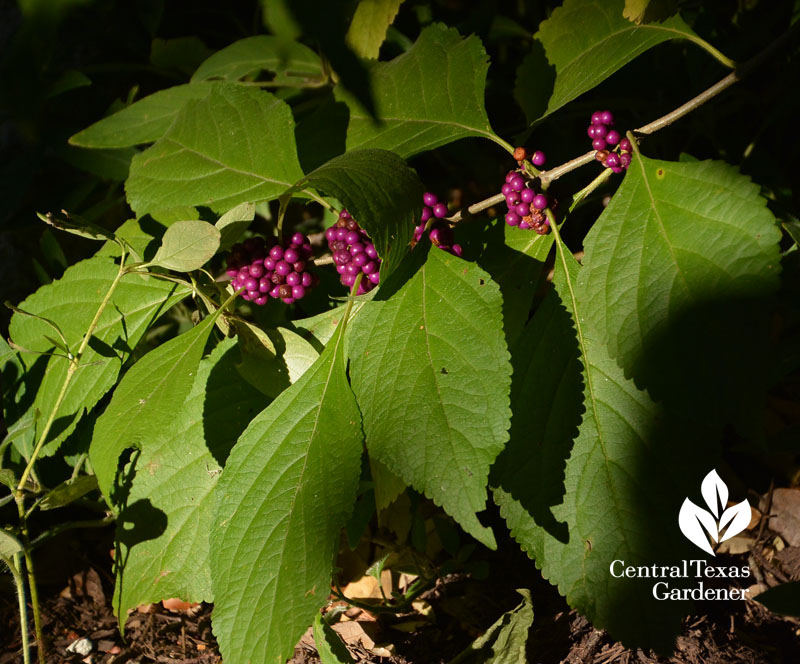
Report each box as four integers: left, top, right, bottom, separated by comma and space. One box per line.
2, 523, 799, 663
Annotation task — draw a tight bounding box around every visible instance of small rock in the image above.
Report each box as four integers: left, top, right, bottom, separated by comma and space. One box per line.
66, 637, 93, 656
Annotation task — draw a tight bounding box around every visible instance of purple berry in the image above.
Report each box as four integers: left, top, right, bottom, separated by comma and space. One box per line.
605, 153, 621, 168
349, 243, 364, 256
506, 212, 521, 227
275, 261, 292, 276
365, 244, 378, 259
592, 138, 607, 151
605, 130, 620, 146
345, 262, 361, 276
505, 192, 521, 207
591, 111, 603, 125
611, 166, 624, 174
532, 194, 548, 210
514, 202, 530, 217
587, 125, 599, 139
421, 207, 432, 222
509, 175, 525, 192
335, 228, 348, 241
244, 276, 258, 291
505, 171, 516, 183
531, 150, 546, 167
501, 183, 513, 197
363, 261, 378, 275
432, 203, 448, 218
254, 295, 268, 306
600, 110, 614, 125
342, 273, 356, 287
345, 231, 361, 245
286, 272, 301, 286
269, 245, 284, 260
293, 260, 306, 272
325, 227, 337, 242
593, 124, 608, 139
519, 221, 531, 230
283, 248, 299, 264
423, 192, 438, 207
334, 250, 351, 265
353, 252, 369, 267
259, 278, 270, 293
620, 152, 632, 168
302, 272, 312, 287
292, 285, 306, 299
619, 138, 632, 152
291, 232, 305, 246
451, 244, 463, 257
368, 271, 380, 285
520, 188, 535, 204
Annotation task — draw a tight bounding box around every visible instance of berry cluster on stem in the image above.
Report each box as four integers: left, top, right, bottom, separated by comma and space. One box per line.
227, 235, 317, 305
587, 111, 632, 173
416, 192, 462, 256
326, 210, 381, 294
501, 152, 552, 234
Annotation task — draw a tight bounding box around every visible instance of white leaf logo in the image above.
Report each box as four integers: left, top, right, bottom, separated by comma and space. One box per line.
678, 470, 751, 555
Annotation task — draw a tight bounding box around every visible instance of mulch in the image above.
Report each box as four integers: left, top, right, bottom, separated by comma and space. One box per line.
2, 526, 799, 663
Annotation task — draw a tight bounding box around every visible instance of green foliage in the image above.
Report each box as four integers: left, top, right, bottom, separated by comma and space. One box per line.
346, 0, 405, 59
70, 83, 217, 149
531, 0, 710, 119
494, 249, 691, 652
577, 156, 781, 423
335, 24, 510, 157
89, 306, 224, 503
313, 613, 354, 664
152, 220, 221, 272
126, 85, 304, 215
283, 149, 424, 277
9, 257, 188, 456
450, 589, 533, 664
112, 338, 268, 618
191, 35, 323, 84
211, 318, 362, 664
348, 247, 511, 548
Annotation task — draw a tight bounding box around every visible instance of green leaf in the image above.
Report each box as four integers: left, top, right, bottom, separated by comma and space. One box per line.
191, 36, 323, 85
89, 304, 225, 504
348, 247, 511, 548
233, 321, 319, 398
37, 210, 115, 242
211, 316, 363, 664
39, 475, 98, 510
70, 82, 217, 149
98, 208, 201, 262
493, 248, 696, 652
335, 24, 510, 158
113, 338, 268, 618
9, 257, 189, 455
478, 222, 554, 346
0, 530, 23, 558
292, 301, 367, 350
284, 149, 424, 279
623, 0, 679, 24
152, 220, 221, 272
216, 202, 255, 251
55, 144, 137, 181
345, 0, 405, 59
313, 613, 354, 664
577, 156, 782, 423
126, 85, 305, 216
532, 0, 718, 119
449, 589, 533, 664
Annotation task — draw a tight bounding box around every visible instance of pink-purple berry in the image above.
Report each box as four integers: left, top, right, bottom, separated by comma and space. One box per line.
531, 150, 546, 167
326, 210, 381, 294
227, 234, 317, 304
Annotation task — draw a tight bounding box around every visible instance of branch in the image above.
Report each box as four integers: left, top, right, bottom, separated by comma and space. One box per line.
447, 21, 800, 223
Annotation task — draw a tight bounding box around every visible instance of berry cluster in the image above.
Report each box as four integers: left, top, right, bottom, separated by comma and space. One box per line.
226, 235, 317, 305
586, 111, 632, 174
501, 171, 551, 234
415, 192, 462, 257
325, 210, 381, 294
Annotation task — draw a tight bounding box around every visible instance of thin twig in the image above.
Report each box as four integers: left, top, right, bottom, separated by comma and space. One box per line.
447, 22, 800, 223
